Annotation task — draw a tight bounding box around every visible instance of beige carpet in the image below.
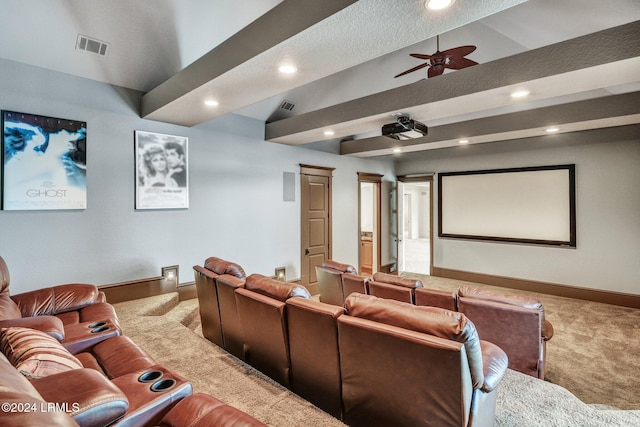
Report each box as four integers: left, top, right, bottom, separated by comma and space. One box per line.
114, 285, 640, 427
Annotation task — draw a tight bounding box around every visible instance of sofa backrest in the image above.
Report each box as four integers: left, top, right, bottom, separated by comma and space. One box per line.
315, 260, 356, 306
203, 257, 246, 279
368, 273, 423, 304
193, 265, 223, 347
338, 303, 474, 427
244, 274, 310, 302
414, 287, 458, 311
235, 275, 309, 388
345, 293, 484, 389
457, 286, 545, 378
342, 273, 370, 300
285, 297, 344, 419
215, 274, 246, 360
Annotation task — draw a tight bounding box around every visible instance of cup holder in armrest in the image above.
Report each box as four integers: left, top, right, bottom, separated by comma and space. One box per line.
150, 378, 176, 392
138, 370, 164, 383
90, 325, 110, 333
88, 322, 107, 329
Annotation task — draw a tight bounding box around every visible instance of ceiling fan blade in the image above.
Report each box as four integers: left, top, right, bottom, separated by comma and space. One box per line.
440, 45, 477, 58
394, 62, 430, 78
446, 56, 479, 70
428, 65, 445, 78
410, 53, 433, 60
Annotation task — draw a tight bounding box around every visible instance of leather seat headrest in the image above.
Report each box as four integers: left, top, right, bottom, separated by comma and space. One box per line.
321, 260, 356, 274
204, 257, 246, 279
372, 272, 422, 289
245, 274, 311, 302
458, 286, 542, 309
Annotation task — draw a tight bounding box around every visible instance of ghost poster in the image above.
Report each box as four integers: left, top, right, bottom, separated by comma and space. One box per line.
2, 111, 87, 210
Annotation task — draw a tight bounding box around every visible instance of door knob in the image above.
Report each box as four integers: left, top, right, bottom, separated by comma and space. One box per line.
305, 248, 310, 255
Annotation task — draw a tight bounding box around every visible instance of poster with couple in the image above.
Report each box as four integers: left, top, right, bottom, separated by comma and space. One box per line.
135, 130, 189, 209
2, 110, 87, 210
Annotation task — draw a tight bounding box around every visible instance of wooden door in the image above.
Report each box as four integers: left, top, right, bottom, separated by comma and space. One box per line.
300, 165, 333, 294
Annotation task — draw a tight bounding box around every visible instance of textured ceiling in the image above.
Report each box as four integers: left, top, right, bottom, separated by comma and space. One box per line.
1, 0, 639, 157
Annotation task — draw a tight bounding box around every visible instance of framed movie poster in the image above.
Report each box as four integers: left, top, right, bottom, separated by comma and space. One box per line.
2, 111, 87, 210
135, 131, 189, 209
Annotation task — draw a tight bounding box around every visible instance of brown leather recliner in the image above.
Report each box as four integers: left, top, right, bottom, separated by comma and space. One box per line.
367, 272, 423, 304
193, 257, 246, 350
235, 274, 311, 387
315, 260, 356, 306
457, 286, 554, 380
0, 256, 121, 351
286, 297, 344, 419
339, 294, 508, 427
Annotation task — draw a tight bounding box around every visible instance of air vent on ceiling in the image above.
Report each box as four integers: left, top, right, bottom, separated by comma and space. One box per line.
76, 34, 109, 56
279, 100, 295, 112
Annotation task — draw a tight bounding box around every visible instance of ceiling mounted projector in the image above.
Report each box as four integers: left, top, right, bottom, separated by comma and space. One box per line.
382, 115, 428, 140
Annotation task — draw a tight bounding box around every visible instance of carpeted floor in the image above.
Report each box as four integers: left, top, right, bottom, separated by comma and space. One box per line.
113, 280, 640, 427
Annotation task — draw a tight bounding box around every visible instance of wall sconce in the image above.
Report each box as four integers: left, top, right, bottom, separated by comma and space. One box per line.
275, 266, 286, 281
162, 265, 179, 284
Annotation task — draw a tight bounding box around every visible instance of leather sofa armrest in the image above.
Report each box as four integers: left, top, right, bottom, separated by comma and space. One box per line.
479, 340, 508, 393
0, 316, 65, 341
12, 284, 102, 317
542, 320, 554, 341
158, 393, 267, 427
32, 368, 129, 427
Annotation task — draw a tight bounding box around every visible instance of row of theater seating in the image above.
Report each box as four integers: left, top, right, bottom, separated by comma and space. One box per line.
194, 256, 510, 427
0, 256, 265, 427
316, 259, 554, 380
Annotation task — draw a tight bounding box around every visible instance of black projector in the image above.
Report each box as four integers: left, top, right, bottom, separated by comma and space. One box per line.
382, 116, 428, 140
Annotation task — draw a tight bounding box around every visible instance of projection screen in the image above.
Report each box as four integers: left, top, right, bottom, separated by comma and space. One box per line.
438, 164, 576, 247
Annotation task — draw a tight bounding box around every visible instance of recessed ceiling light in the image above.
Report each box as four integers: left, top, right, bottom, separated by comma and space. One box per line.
392, 148, 402, 153
324, 130, 335, 136
425, 0, 454, 10
546, 127, 560, 133
204, 100, 219, 107
278, 64, 297, 74
458, 139, 469, 144
511, 89, 530, 99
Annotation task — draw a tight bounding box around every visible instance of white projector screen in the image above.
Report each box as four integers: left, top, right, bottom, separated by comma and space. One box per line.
438, 165, 576, 247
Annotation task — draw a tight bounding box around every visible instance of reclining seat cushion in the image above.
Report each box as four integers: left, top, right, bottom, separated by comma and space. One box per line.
204, 257, 246, 279
244, 274, 311, 302
0, 327, 83, 379
458, 286, 553, 340
345, 293, 485, 389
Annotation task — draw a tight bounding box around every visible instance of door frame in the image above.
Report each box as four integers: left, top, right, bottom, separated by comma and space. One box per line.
358, 172, 383, 275
397, 174, 434, 275
300, 164, 334, 292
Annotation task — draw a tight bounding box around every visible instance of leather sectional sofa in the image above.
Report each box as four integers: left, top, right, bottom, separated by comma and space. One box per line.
194, 257, 509, 426
0, 256, 265, 426
316, 261, 554, 380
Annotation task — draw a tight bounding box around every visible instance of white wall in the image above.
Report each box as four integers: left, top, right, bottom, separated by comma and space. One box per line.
0, 59, 394, 293
396, 132, 640, 295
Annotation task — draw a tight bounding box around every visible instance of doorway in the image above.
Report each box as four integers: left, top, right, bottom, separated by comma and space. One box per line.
358, 173, 382, 276
397, 176, 433, 275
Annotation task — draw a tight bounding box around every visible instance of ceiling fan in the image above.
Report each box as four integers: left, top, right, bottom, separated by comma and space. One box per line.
394, 35, 478, 79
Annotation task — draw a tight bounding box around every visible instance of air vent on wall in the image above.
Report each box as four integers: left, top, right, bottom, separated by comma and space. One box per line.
76, 34, 110, 56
